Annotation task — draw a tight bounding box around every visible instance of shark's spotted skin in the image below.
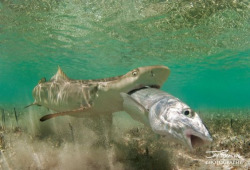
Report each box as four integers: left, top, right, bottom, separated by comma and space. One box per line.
34, 80, 98, 112
31, 66, 170, 121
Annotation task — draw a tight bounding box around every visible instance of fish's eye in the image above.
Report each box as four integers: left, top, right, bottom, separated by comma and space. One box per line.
183, 109, 193, 118
132, 70, 138, 77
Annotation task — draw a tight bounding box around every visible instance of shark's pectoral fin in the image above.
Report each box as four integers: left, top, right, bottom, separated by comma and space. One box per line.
120, 92, 150, 126
40, 107, 90, 122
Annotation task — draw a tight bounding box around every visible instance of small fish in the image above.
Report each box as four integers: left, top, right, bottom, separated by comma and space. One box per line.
121, 87, 212, 149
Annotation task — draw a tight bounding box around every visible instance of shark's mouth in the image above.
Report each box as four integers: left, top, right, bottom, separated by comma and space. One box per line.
128, 85, 160, 95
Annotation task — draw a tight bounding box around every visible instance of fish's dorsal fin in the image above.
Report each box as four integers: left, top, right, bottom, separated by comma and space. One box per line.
51, 66, 70, 81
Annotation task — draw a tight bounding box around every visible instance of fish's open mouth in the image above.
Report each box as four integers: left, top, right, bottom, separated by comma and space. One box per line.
189, 135, 205, 148
128, 85, 160, 95
186, 133, 212, 150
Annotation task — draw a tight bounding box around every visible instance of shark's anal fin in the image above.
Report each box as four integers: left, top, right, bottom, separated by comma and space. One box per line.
120, 92, 150, 126
40, 107, 90, 122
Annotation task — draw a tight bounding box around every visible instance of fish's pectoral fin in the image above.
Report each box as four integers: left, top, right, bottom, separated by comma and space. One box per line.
40, 107, 90, 122
120, 93, 150, 126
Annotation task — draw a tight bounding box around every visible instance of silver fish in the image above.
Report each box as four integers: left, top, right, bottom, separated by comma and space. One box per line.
121, 87, 212, 149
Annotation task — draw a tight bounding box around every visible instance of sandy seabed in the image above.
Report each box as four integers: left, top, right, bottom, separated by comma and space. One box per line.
0, 107, 249, 170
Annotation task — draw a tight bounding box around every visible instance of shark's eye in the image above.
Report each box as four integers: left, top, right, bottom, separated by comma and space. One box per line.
132, 70, 138, 77
183, 109, 193, 118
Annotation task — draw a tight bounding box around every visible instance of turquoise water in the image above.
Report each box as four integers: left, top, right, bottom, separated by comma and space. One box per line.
0, 1, 249, 169
0, 0, 249, 110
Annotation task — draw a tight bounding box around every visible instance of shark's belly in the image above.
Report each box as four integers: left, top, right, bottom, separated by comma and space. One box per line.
90, 90, 124, 114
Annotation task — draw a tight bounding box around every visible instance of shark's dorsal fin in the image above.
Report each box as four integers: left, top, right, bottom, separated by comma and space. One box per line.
51, 66, 70, 81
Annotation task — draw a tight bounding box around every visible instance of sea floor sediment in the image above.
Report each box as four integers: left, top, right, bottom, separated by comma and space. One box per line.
0, 107, 249, 170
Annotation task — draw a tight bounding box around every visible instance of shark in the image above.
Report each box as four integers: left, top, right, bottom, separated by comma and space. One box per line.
29, 66, 170, 121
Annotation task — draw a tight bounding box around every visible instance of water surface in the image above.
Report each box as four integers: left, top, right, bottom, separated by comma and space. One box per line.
0, 1, 249, 108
